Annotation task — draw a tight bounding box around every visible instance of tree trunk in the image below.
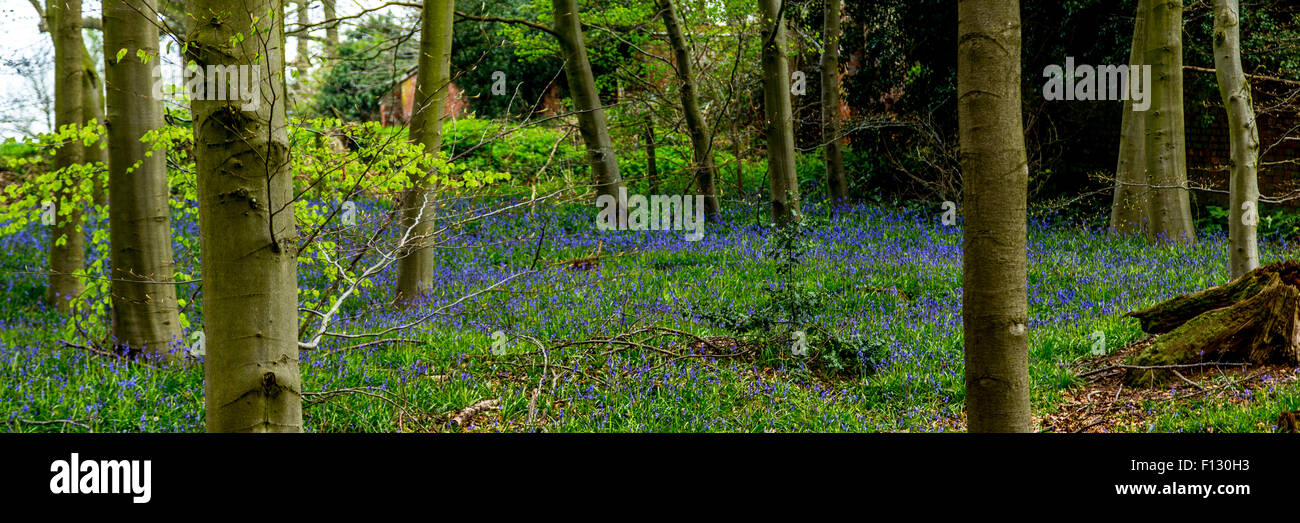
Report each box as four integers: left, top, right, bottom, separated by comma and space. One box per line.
1143, 0, 1196, 244
733, 103, 743, 196
394, 0, 454, 302
656, 0, 718, 219
188, 0, 301, 432
958, 0, 1032, 433
82, 48, 108, 207
103, 0, 183, 361
323, 0, 339, 61
1213, 0, 1260, 279
822, 0, 847, 204
1109, 0, 1149, 236
47, 0, 87, 312
645, 119, 658, 193
553, 0, 623, 200
294, 0, 310, 81
1125, 261, 1300, 385
759, 0, 800, 227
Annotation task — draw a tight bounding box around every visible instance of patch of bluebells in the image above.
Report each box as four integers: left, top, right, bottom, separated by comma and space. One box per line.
3, 192, 1296, 432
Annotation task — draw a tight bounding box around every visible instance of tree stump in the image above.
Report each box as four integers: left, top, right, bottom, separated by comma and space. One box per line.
1123, 261, 1300, 385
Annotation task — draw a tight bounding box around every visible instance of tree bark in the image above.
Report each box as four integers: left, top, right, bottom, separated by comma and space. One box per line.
1129, 263, 1280, 334
644, 119, 658, 193
553, 0, 623, 200
957, 0, 1031, 433
656, 0, 718, 219
47, 0, 87, 312
81, 47, 108, 208
759, 0, 800, 227
294, 0, 310, 80
1143, 0, 1196, 244
1125, 261, 1300, 385
1213, 0, 1260, 279
1109, 0, 1149, 236
188, 0, 301, 432
103, 0, 183, 361
323, 0, 339, 61
822, 0, 847, 204
394, 0, 454, 302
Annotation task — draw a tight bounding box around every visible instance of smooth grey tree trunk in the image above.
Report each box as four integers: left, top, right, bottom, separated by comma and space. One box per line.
1143, 0, 1196, 244
1213, 0, 1260, 278
323, 0, 339, 61
759, 0, 800, 227
294, 0, 310, 80
394, 0, 454, 302
553, 0, 623, 200
958, 0, 1032, 433
188, 0, 301, 432
656, 0, 718, 219
103, 0, 183, 360
47, 0, 87, 312
82, 49, 108, 207
1109, 0, 1149, 236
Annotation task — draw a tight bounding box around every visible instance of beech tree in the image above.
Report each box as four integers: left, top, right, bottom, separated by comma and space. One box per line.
46, 0, 87, 312
81, 51, 107, 207
958, 0, 1032, 433
553, 0, 624, 200
395, 0, 455, 301
822, 0, 847, 204
759, 0, 800, 227
655, 0, 718, 219
1213, 0, 1260, 278
294, 0, 311, 80
188, 0, 301, 432
1108, 0, 1149, 236
323, 0, 340, 61
1143, 0, 1195, 244
103, 0, 183, 359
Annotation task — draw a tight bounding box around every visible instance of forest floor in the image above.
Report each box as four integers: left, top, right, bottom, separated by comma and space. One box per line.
3, 196, 1299, 432
1043, 336, 1300, 433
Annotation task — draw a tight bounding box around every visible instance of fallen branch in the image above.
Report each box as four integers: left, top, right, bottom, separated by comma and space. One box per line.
446, 399, 500, 428
1078, 361, 1249, 379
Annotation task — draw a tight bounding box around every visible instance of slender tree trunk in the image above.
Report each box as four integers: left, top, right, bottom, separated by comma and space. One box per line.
553, 0, 623, 200
294, 0, 310, 80
645, 119, 658, 193
394, 0, 454, 302
103, 0, 183, 360
734, 105, 743, 196
1109, 0, 1149, 236
958, 0, 1032, 433
1214, 0, 1260, 278
82, 49, 108, 207
323, 0, 339, 61
759, 0, 800, 227
822, 0, 847, 204
656, 0, 718, 219
1143, 0, 1196, 244
188, 0, 301, 432
47, 0, 87, 312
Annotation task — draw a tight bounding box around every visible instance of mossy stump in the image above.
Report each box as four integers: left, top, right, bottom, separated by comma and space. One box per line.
1123, 260, 1300, 386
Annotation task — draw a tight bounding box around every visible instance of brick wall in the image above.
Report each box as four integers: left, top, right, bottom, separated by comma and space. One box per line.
1186, 84, 1300, 210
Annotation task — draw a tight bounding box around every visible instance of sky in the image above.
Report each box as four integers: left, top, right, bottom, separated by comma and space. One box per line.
0, 0, 402, 139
